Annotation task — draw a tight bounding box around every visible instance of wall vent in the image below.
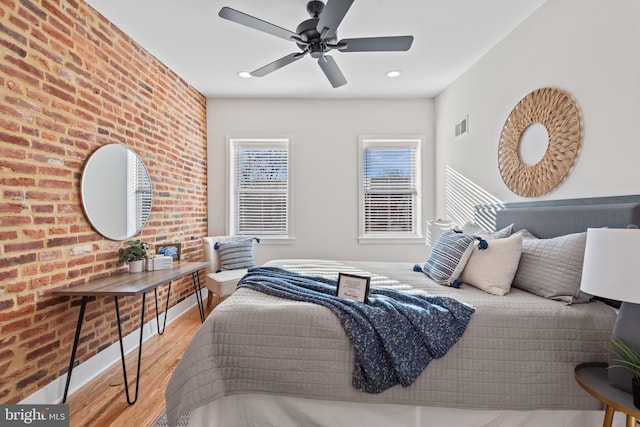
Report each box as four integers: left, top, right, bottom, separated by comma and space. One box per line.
454, 115, 469, 139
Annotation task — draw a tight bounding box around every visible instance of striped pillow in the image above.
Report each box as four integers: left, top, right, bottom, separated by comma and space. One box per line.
214, 237, 259, 271
419, 230, 478, 287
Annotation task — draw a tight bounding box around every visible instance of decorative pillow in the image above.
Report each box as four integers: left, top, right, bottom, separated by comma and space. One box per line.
460, 232, 523, 296
214, 237, 259, 271
460, 222, 514, 239
416, 230, 485, 287
512, 232, 592, 304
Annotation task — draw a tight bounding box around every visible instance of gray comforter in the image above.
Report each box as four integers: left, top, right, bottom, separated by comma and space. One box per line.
165, 260, 616, 427
236, 266, 475, 393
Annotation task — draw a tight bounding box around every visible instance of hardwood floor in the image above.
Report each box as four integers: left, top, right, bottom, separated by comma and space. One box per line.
66, 302, 214, 427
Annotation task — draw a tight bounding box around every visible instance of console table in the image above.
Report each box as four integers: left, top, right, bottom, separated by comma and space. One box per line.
53, 261, 209, 405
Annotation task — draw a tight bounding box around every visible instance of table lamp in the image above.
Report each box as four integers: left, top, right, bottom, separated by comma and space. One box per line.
580, 227, 640, 392
426, 219, 455, 247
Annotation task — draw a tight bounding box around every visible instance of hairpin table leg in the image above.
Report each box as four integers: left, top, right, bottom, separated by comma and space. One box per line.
115, 294, 145, 405
192, 271, 205, 322
154, 282, 172, 335
61, 296, 88, 403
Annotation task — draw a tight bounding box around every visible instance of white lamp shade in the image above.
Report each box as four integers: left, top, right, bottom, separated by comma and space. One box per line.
580, 228, 640, 304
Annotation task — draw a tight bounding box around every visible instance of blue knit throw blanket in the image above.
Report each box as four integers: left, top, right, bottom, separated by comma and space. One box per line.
237, 267, 475, 393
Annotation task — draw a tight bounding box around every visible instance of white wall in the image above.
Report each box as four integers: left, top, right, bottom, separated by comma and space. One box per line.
434, 0, 640, 217
207, 98, 434, 265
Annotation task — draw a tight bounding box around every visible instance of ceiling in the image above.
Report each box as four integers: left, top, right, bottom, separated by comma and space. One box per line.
85, 0, 547, 99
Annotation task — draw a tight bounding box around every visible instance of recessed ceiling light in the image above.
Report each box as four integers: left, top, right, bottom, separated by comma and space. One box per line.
386, 70, 402, 78
237, 71, 251, 79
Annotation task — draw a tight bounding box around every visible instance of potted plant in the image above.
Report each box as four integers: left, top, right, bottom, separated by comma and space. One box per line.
609, 337, 640, 409
118, 239, 149, 273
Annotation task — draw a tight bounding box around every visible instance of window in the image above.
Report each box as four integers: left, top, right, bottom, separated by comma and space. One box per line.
359, 137, 422, 241
229, 138, 291, 240
126, 150, 152, 236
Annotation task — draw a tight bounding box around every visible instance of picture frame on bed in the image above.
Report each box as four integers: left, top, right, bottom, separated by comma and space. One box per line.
337, 273, 371, 304
156, 243, 181, 261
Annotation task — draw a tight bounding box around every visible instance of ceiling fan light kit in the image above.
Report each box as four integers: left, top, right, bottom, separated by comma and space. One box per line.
219, 0, 414, 88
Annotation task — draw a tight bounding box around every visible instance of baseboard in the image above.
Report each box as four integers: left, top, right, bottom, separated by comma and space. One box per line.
20, 289, 207, 404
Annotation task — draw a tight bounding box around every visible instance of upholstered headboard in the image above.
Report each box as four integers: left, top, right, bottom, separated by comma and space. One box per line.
475, 195, 640, 239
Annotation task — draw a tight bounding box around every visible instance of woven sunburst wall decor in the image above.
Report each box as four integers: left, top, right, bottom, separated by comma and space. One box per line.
497, 87, 581, 198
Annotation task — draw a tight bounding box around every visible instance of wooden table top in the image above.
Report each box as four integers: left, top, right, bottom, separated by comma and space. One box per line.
52, 261, 209, 297
575, 362, 640, 419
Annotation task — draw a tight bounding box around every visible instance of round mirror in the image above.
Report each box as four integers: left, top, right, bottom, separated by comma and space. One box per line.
81, 144, 153, 240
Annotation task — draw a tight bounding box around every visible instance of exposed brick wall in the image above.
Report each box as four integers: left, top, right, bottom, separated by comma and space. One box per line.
0, 0, 207, 403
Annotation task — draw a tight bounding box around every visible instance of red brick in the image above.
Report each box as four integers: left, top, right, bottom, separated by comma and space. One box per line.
0, 202, 27, 213
0, 302, 33, 321
0, 269, 22, 283
0, 160, 37, 176
0, 230, 18, 240
7, 280, 26, 293
15, 370, 47, 390
38, 179, 72, 189
30, 276, 50, 289
39, 261, 65, 273
0, 361, 11, 377
0, 216, 31, 227
4, 240, 43, 252
0, 350, 14, 362
0, 130, 30, 146
23, 265, 38, 276
2, 317, 31, 334
33, 216, 54, 225
16, 293, 33, 305
0, 299, 15, 311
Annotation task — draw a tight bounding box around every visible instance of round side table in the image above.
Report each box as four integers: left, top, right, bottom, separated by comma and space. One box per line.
575, 362, 640, 427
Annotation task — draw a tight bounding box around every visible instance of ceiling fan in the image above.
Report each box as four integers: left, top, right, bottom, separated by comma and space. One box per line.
219, 0, 414, 88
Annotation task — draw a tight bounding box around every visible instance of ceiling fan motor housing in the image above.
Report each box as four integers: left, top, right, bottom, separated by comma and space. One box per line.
296, 18, 333, 57
306, 1, 324, 18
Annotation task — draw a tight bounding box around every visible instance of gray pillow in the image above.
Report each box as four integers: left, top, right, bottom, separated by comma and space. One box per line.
460, 222, 514, 239
512, 232, 592, 304
214, 237, 259, 271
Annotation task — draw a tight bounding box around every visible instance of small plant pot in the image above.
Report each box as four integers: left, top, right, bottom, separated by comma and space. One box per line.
633, 379, 640, 410
128, 259, 144, 273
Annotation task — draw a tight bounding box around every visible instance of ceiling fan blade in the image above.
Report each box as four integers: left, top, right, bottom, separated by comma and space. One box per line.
318, 55, 347, 88
316, 0, 354, 37
251, 52, 306, 77
338, 36, 414, 52
219, 7, 299, 42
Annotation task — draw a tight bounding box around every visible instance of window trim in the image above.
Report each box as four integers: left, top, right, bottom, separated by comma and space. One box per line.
226, 137, 294, 243
357, 136, 423, 244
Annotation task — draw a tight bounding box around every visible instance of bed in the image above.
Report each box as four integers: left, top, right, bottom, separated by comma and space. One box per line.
166, 195, 640, 427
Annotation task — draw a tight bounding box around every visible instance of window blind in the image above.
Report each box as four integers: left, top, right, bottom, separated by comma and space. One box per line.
232, 142, 289, 236
136, 159, 152, 231
362, 143, 419, 235
125, 152, 152, 235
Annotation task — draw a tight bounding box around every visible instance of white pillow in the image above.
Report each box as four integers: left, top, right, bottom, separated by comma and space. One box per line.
460, 232, 523, 295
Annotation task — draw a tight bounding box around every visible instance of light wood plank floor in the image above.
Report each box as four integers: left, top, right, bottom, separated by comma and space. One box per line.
66, 302, 213, 427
